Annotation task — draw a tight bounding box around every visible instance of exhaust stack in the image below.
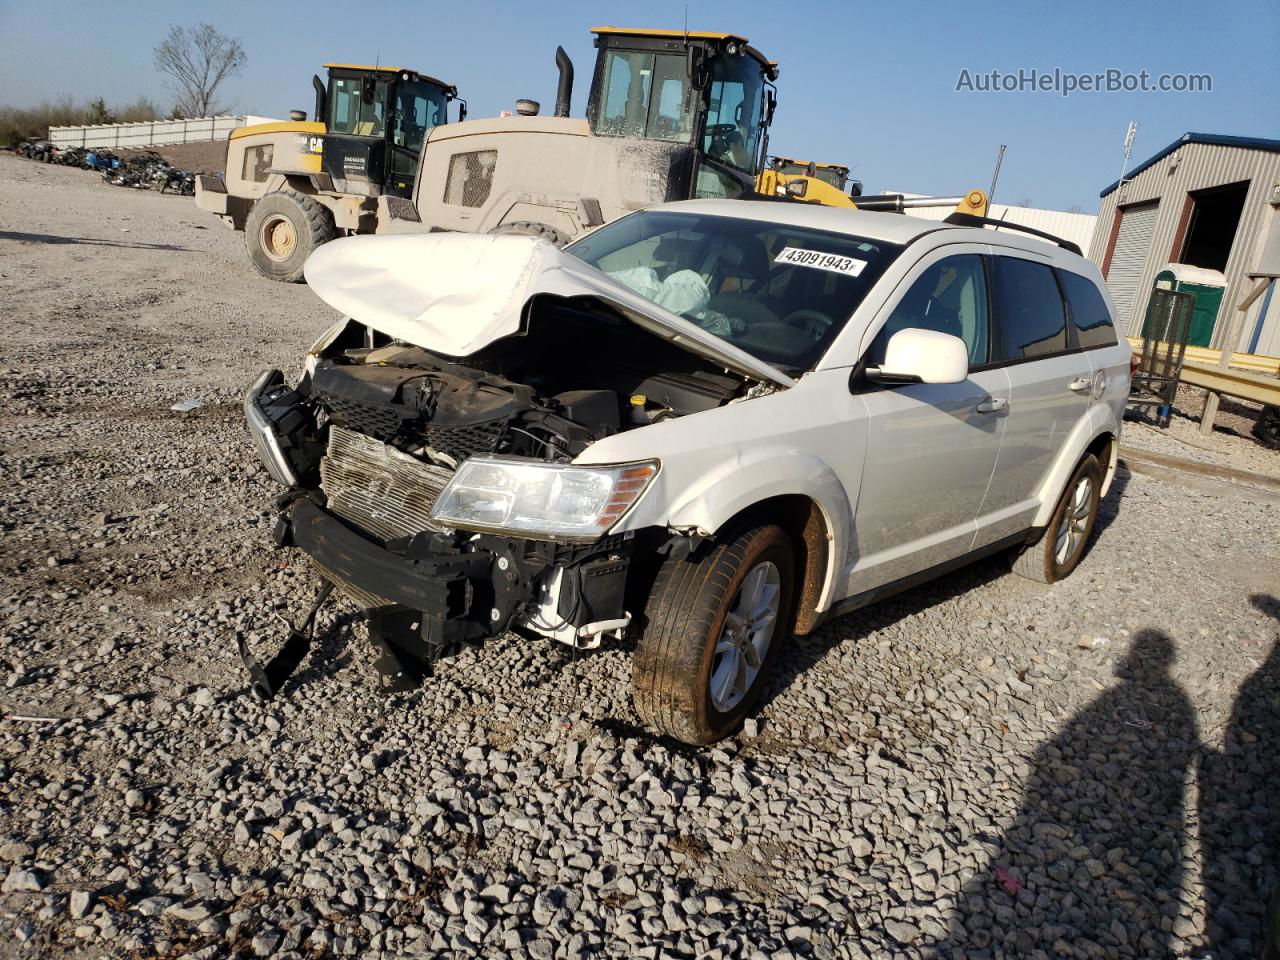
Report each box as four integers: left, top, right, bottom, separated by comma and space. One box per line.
554, 46, 574, 118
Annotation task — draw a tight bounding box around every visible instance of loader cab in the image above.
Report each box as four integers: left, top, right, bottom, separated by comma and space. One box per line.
586, 28, 778, 200
317, 64, 459, 199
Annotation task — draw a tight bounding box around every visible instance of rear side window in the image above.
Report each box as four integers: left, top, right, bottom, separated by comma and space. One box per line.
1057, 270, 1118, 349
990, 256, 1068, 361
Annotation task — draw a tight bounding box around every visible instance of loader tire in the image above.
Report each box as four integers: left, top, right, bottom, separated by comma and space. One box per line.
245, 190, 335, 283
490, 221, 568, 247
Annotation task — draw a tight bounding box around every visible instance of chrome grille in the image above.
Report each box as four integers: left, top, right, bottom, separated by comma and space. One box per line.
320, 426, 454, 541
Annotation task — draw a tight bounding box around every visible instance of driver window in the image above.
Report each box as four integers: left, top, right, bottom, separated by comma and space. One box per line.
867, 255, 989, 366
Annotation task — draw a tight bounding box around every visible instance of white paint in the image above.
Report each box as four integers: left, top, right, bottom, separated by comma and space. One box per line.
302, 232, 794, 387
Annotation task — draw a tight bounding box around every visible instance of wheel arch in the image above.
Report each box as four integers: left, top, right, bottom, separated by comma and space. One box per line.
1031, 407, 1120, 528
709, 494, 834, 636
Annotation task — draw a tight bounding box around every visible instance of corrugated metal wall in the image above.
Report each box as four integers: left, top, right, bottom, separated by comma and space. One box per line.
1086, 142, 1280, 355
899, 201, 1098, 255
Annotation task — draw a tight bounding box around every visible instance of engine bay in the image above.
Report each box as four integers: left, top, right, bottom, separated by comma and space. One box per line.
307, 297, 752, 466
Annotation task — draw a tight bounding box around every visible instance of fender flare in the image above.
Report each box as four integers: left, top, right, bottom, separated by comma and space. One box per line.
1032, 405, 1119, 527
662, 447, 853, 612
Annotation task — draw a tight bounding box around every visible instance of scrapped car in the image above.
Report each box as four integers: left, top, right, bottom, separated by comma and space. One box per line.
240, 199, 1130, 744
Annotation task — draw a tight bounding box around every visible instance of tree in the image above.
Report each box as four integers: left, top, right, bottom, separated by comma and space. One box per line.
1015, 196, 1033, 208
86, 97, 115, 126
154, 24, 246, 118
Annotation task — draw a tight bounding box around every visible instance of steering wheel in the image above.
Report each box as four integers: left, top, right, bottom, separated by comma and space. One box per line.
781, 309, 836, 341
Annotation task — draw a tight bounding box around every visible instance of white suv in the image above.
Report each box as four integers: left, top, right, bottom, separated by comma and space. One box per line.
242, 199, 1129, 744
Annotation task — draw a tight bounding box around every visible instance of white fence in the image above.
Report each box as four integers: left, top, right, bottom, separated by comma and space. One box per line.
48, 116, 246, 149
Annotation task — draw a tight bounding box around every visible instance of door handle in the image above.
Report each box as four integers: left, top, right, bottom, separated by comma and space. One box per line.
1068, 377, 1093, 393
976, 396, 1008, 413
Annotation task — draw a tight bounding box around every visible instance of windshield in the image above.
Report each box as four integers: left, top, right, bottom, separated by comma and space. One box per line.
703, 53, 765, 173
592, 50, 695, 142
568, 211, 901, 371
392, 80, 449, 151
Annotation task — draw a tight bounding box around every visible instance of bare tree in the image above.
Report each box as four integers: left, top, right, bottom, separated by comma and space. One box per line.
1066, 204, 1086, 215
1015, 196, 1033, 208
154, 24, 246, 118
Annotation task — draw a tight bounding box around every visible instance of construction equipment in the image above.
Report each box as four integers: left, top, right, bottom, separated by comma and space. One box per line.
755, 161, 992, 221
196, 63, 462, 280
201, 27, 781, 280
772, 157, 852, 191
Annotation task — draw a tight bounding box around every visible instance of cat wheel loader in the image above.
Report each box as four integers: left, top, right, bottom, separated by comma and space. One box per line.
196, 63, 463, 281
200, 27, 781, 281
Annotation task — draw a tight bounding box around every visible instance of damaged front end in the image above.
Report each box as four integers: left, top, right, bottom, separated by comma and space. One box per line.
237, 233, 776, 699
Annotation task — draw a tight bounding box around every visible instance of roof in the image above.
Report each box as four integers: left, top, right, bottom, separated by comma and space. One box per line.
323, 64, 457, 94
653, 199, 1091, 263
590, 26, 775, 73
653, 199, 948, 245
1100, 132, 1280, 198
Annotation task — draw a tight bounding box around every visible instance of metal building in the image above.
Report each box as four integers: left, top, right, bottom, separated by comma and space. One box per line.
1087, 133, 1280, 355
897, 197, 1098, 256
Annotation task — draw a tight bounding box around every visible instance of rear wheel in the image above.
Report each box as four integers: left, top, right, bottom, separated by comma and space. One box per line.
632, 523, 794, 744
1012, 454, 1102, 584
244, 190, 335, 283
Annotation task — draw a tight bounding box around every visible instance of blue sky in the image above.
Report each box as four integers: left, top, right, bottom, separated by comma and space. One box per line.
2, 0, 1276, 210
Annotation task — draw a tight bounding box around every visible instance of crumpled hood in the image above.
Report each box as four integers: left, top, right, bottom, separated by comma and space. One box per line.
303, 233, 794, 388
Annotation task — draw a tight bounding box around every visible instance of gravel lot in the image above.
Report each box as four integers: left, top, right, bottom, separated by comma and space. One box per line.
1, 152, 1277, 960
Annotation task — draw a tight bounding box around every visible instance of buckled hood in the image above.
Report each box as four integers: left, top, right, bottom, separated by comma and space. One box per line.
303, 233, 795, 388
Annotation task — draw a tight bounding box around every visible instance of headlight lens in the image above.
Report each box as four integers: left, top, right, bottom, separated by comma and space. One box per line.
430, 457, 658, 540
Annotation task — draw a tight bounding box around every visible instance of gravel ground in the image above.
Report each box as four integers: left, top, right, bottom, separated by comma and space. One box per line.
1, 153, 1277, 960
1124, 386, 1279, 483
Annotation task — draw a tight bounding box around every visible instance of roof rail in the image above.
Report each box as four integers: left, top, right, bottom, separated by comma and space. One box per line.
943, 212, 1082, 256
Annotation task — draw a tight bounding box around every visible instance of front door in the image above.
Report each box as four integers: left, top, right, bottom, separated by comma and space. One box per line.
848, 249, 1010, 595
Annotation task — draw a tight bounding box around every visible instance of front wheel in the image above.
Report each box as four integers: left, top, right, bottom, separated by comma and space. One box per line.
244, 190, 335, 283
632, 523, 794, 744
1012, 454, 1102, 584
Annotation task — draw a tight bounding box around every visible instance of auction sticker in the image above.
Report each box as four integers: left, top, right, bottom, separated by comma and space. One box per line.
774, 247, 867, 276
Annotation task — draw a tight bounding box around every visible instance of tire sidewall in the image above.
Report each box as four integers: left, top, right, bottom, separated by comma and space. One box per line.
694, 528, 795, 737
1047, 455, 1103, 581
246, 193, 320, 282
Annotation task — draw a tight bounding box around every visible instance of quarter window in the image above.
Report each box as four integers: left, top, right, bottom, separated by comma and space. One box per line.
990, 256, 1068, 361
1057, 270, 1118, 349
867, 255, 989, 366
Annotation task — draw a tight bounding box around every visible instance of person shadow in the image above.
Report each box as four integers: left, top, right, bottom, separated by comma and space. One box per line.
937, 629, 1199, 957
1200, 593, 1280, 960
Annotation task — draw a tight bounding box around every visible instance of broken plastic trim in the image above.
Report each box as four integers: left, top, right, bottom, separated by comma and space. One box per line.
236, 581, 334, 700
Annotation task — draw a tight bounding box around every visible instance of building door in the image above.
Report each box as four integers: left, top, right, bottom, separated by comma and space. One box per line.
1104, 200, 1159, 333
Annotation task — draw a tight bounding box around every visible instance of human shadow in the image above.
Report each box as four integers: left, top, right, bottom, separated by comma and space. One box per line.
0, 230, 191, 252
1200, 594, 1280, 959
937, 629, 1198, 957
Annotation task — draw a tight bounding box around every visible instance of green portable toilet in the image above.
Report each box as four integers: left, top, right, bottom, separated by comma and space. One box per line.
1152, 264, 1226, 347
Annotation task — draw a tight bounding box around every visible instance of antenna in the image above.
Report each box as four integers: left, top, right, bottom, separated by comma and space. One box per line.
988, 144, 1006, 204
1117, 121, 1139, 194
683, 4, 688, 43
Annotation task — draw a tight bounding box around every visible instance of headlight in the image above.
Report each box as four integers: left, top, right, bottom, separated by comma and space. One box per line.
244, 369, 298, 487
430, 457, 659, 541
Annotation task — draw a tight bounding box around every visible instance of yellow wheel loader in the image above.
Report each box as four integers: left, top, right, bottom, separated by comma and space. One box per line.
755, 156, 991, 219
200, 28, 781, 280
196, 64, 463, 281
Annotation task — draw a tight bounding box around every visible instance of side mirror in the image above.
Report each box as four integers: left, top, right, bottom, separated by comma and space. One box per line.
867, 328, 968, 385
848, 179, 863, 198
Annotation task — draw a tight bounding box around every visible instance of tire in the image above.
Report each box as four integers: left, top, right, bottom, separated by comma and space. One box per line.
490, 220, 568, 247
633, 523, 795, 744
244, 190, 335, 283
1254, 405, 1280, 450
1012, 454, 1103, 584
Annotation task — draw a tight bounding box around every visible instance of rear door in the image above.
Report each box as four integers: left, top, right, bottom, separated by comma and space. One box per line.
847, 247, 1010, 595
976, 252, 1091, 543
